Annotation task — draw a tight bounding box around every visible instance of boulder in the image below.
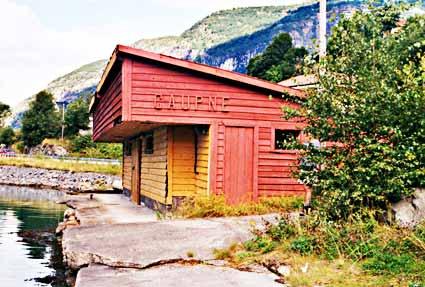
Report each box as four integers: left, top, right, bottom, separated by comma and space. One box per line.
392, 188, 425, 227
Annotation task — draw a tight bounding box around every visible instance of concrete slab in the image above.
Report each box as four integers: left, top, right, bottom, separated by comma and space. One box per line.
75, 264, 282, 287
62, 217, 256, 269
66, 194, 157, 226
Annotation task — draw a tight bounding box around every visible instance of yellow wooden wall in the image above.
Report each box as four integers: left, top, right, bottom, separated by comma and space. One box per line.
140, 127, 168, 204
168, 126, 196, 198
195, 130, 209, 195
122, 142, 132, 190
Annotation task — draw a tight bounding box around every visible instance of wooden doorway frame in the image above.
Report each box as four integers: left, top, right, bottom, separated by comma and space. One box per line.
131, 138, 142, 205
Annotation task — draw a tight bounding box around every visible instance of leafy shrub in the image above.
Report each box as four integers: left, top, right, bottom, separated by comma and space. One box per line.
267, 218, 296, 241
284, 4, 425, 220
0, 127, 16, 146
363, 252, 417, 275
70, 134, 95, 152
244, 236, 276, 254
290, 235, 315, 255
70, 135, 122, 159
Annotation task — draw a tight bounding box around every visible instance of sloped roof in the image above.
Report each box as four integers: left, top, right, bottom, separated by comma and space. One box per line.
97, 45, 305, 98
279, 74, 318, 89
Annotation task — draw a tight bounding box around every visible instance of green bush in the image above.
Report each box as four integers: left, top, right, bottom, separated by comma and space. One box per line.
70, 134, 95, 152
70, 135, 122, 159
363, 252, 420, 276
243, 214, 425, 282
244, 236, 276, 254
290, 235, 316, 255
0, 127, 16, 146
285, 4, 425, 219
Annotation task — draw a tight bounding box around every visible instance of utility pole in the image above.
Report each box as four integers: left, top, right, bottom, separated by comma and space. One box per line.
319, 0, 327, 58
56, 100, 69, 141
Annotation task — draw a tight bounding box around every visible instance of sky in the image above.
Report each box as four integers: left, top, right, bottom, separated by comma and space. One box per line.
0, 0, 307, 107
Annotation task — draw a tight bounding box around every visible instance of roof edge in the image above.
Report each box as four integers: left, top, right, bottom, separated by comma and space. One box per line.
91, 44, 306, 113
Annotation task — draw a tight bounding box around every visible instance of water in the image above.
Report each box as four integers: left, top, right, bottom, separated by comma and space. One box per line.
0, 185, 67, 287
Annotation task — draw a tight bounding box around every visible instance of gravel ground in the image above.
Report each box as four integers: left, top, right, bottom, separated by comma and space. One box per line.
0, 165, 119, 192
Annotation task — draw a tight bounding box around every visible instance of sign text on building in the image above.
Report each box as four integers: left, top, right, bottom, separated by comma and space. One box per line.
154, 94, 229, 112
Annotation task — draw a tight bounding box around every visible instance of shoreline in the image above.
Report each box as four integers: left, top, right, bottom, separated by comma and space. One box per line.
0, 165, 120, 193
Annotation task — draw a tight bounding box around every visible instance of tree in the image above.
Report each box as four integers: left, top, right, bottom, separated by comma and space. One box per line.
247, 33, 308, 82
0, 102, 11, 127
0, 127, 15, 146
64, 97, 90, 137
21, 91, 61, 147
285, 4, 425, 219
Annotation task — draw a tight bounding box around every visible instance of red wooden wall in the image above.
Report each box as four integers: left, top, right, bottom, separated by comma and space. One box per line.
92, 70, 122, 140
124, 58, 306, 198
126, 59, 300, 124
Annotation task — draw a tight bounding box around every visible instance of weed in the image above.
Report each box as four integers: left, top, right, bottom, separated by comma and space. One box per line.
244, 236, 276, 253
290, 235, 315, 255
213, 248, 232, 260
175, 195, 303, 218
186, 251, 195, 258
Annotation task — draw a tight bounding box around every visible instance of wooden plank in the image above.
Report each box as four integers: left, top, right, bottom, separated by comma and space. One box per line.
122, 59, 132, 121
167, 127, 174, 201
258, 184, 306, 191
253, 125, 259, 201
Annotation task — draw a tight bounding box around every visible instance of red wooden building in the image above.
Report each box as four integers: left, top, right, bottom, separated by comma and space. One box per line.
90, 45, 307, 208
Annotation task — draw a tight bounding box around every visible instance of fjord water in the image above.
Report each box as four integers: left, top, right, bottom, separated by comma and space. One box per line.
0, 186, 66, 287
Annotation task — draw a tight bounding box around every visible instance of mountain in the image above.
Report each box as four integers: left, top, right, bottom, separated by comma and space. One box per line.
10, 3, 312, 128
9, 60, 107, 128
10, 0, 422, 128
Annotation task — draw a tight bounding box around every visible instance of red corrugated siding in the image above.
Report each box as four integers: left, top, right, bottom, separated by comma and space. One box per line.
93, 71, 122, 140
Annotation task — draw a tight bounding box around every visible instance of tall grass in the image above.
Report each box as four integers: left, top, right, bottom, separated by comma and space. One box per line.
175, 195, 303, 218
0, 157, 121, 175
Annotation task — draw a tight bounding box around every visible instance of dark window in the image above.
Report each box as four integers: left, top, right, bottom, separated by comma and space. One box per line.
113, 116, 122, 126
124, 141, 132, 156
275, 129, 301, 150
144, 133, 154, 154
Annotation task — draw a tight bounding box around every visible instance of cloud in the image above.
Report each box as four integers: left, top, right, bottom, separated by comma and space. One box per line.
0, 0, 309, 107
0, 0, 143, 106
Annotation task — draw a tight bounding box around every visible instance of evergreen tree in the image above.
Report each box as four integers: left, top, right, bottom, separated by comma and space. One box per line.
64, 97, 90, 137
247, 33, 307, 82
0, 127, 15, 146
21, 91, 60, 147
0, 102, 11, 127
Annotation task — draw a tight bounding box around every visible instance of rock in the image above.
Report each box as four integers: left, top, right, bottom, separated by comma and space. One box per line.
277, 265, 291, 277
392, 188, 425, 228
66, 219, 79, 227
30, 143, 68, 157
0, 166, 119, 193
64, 208, 76, 219
393, 200, 416, 227
112, 179, 123, 190
56, 222, 67, 236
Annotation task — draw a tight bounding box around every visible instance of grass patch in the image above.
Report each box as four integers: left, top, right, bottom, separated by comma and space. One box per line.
175, 195, 303, 218
216, 216, 425, 286
0, 156, 121, 175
